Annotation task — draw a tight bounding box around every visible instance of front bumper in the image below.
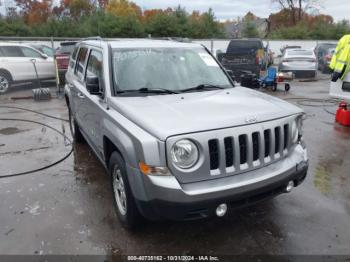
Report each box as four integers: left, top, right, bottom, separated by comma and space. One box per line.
134, 144, 308, 220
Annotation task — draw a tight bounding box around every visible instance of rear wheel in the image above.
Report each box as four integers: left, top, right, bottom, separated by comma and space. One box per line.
0, 72, 11, 94
285, 83, 290, 92
68, 106, 84, 143
272, 83, 278, 92
321, 64, 328, 74
109, 152, 142, 229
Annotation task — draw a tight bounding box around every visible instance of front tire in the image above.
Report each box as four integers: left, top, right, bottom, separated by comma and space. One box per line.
0, 72, 12, 94
109, 152, 141, 229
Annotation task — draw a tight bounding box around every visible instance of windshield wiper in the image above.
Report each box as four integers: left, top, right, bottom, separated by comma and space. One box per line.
117, 87, 179, 95
180, 84, 226, 93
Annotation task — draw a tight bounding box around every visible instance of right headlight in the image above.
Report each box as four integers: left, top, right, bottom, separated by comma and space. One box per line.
170, 139, 199, 169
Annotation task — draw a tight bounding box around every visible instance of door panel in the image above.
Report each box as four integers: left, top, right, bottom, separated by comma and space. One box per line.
80, 49, 105, 154
20, 46, 55, 79
0, 46, 35, 81
72, 47, 89, 135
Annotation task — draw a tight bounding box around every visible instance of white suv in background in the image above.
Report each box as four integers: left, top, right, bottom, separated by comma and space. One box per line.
0, 43, 56, 93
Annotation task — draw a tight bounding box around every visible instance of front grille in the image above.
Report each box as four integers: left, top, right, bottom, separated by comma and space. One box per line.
208, 123, 291, 174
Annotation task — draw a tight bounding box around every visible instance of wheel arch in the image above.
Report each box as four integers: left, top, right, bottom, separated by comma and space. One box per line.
103, 136, 125, 169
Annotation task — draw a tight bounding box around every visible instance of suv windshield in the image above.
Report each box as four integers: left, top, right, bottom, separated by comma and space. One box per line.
59, 43, 77, 54
112, 48, 232, 94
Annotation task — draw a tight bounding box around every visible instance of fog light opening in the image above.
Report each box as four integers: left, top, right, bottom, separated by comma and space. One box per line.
285, 180, 295, 193
216, 203, 228, 217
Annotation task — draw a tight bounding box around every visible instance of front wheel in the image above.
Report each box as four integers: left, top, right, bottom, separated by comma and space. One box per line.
272, 83, 278, 92
285, 83, 290, 92
0, 72, 11, 94
109, 152, 142, 229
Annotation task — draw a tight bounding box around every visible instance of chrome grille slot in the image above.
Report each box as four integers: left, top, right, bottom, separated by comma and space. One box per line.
252, 132, 260, 161
274, 127, 281, 154
239, 135, 248, 164
283, 124, 289, 149
224, 137, 234, 168
264, 129, 271, 158
208, 139, 219, 170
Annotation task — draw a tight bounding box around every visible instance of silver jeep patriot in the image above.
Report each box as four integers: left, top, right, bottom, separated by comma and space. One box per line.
65, 38, 308, 229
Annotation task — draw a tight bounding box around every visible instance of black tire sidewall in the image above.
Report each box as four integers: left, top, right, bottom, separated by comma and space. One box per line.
68, 106, 84, 143
0, 72, 11, 93
109, 152, 140, 229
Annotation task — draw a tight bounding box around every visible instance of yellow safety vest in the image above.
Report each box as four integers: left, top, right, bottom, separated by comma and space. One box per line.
330, 34, 350, 80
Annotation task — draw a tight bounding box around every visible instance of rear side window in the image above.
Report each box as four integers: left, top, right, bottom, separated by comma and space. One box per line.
59, 43, 77, 55
75, 47, 88, 80
72, 47, 79, 60
20, 47, 42, 58
0, 46, 24, 57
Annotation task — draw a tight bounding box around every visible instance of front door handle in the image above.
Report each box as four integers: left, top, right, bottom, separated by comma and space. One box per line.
77, 92, 85, 99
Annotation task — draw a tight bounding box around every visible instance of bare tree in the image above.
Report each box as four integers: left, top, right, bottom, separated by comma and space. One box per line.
272, 0, 322, 24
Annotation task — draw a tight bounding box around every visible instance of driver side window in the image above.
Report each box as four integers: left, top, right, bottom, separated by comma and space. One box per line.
86, 50, 103, 79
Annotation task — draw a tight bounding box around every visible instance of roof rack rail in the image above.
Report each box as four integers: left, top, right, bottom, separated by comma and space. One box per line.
151, 37, 192, 43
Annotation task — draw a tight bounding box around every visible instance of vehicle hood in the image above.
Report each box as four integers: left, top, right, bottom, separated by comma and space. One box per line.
109, 86, 303, 141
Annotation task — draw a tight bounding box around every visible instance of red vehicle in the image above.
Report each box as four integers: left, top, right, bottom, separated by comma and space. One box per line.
55, 41, 77, 85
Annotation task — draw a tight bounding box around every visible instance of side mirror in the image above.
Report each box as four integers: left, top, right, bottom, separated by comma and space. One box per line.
86, 76, 102, 95
216, 49, 223, 57
41, 53, 48, 59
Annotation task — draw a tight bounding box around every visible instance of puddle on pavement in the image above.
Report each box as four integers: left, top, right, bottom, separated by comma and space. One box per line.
0, 127, 29, 135
314, 165, 331, 195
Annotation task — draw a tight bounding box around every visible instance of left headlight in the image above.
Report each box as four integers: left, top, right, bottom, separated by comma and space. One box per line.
292, 115, 304, 143
170, 139, 199, 169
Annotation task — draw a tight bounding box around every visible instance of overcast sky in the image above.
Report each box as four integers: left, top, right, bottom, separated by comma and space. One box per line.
1, 0, 348, 22
133, 0, 349, 21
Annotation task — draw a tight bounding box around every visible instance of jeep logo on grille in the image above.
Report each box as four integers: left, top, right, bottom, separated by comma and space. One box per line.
245, 116, 258, 123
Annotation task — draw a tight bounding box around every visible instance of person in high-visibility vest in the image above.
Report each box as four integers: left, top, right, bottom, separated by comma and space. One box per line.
330, 34, 350, 82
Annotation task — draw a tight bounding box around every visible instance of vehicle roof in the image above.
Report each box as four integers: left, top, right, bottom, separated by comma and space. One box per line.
317, 42, 336, 47
60, 41, 78, 46
229, 38, 262, 41
0, 42, 33, 47
81, 39, 202, 49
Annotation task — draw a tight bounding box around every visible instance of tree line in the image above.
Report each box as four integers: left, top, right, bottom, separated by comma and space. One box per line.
0, 0, 348, 39
0, 0, 224, 38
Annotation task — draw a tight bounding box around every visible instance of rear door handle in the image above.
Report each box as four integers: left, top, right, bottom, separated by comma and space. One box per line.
77, 92, 85, 99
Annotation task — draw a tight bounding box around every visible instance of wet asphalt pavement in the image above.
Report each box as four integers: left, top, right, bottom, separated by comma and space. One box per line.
0, 76, 350, 256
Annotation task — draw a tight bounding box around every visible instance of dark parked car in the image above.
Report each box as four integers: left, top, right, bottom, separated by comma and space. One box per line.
56, 41, 77, 85
217, 39, 265, 80
315, 43, 336, 73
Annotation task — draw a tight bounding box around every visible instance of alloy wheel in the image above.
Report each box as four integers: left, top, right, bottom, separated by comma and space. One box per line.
0, 76, 9, 93
113, 166, 127, 216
